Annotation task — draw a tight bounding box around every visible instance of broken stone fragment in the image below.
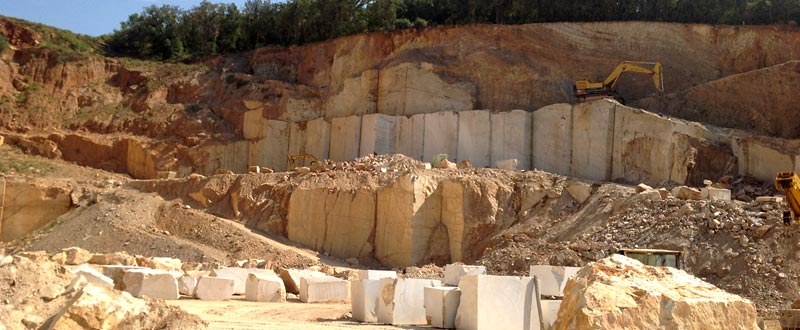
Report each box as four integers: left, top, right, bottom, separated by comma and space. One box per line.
71, 264, 115, 289
89, 252, 136, 266
48, 284, 149, 330
62, 247, 92, 265
671, 186, 703, 200
279, 268, 327, 294
565, 181, 592, 204
635, 183, 654, 192
443, 264, 486, 286
752, 225, 772, 238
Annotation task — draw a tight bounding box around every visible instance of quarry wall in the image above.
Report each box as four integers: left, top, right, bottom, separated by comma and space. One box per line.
205, 99, 799, 186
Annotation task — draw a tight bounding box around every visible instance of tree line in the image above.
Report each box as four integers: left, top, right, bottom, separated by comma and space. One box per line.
106, 0, 800, 60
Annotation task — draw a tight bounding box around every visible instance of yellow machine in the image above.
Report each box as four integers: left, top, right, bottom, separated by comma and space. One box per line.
776, 171, 800, 226
574, 61, 664, 103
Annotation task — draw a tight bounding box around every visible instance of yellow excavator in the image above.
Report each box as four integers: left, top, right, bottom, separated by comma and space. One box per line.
573, 61, 664, 103
776, 171, 800, 226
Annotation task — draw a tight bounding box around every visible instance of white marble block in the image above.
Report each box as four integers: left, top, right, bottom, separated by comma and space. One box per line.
443, 264, 487, 286
195, 276, 235, 301
300, 276, 349, 303
211, 267, 277, 295
122, 269, 180, 300
378, 278, 442, 325
246, 273, 286, 302
101, 265, 144, 290
72, 265, 114, 289
178, 276, 199, 296
279, 268, 327, 294
529, 265, 580, 297
424, 286, 461, 328
357, 270, 397, 280
351, 279, 382, 323
455, 275, 543, 330
540, 299, 562, 330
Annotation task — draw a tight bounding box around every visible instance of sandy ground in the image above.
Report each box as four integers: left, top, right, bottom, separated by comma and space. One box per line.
169, 297, 425, 330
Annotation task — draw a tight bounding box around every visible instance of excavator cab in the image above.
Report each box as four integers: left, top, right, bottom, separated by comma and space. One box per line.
574, 61, 664, 103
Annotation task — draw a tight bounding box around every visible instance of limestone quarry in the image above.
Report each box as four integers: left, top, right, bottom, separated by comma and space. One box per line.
1, 15, 800, 330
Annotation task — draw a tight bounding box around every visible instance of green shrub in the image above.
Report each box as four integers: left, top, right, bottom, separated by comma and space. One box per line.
0, 35, 8, 54
395, 18, 413, 29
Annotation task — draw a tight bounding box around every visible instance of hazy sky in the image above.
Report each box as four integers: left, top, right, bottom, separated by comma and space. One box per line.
0, 0, 251, 36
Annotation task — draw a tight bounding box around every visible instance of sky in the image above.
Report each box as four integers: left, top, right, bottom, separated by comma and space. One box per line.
0, 0, 251, 36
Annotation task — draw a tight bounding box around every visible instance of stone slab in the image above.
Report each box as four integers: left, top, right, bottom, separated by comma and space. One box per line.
424, 286, 461, 329
351, 279, 382, 323
300, 276, 349, 303
455, 275, 543, 330
443, 264, 487, 286
287, 122, 307, 168
329, 116, 362, 161
72, 265, 114, 289
123, 269, 180, 300
357, 270, 397, 280
101, 265, 144, 291
491, 110, 532, 170
541, 300, 562, 330
378, 278, 442, 325
571, 100, 615, 181
249, 120, 290, 172
279, 268, 327, 294
457, 110, 491, 168
423, 112, 459, 163
529, 265, 580, 297
195, 276, 235, 301
395, 114, 425, 161
178, 276, 198, 297
532, 103, 572, 176
360, 113, 396, 157
211, 268, 277, 295
246, 273, 286, 302
305, 117, 331, 161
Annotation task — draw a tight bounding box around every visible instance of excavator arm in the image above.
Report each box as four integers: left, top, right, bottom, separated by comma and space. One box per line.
574, 61, 664, 102
776, 171, 800, 226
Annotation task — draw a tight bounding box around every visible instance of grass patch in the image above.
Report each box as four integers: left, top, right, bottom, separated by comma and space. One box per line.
0, 157, 55, 175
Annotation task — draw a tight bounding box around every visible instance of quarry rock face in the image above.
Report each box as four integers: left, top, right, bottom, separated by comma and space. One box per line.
553, 255, 759, 330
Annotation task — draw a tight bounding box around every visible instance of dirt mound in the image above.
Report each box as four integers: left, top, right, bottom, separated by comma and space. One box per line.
634, 60, 800, 138
554, 255, 758, 330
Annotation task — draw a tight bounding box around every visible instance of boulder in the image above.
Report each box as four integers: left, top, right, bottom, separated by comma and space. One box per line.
45, 284, 149, 330
211, 267, 277, 295
443, 264, 486, 286
279, 268, 327, 294
299, 276, 349, 303
553, 255, 759, 330
565, 181, 592, 204
62, 247, 92, 265
122, 269, 180, 300
245, 273, 286, 302
195, 276, 235, 301
671, 186, 703, 200
149, 257, 183, 271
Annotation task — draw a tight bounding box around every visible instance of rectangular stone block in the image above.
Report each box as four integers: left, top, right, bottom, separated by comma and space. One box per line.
246, 273, 286, 302
211, 268, 277, 295
701, 187, 732, 201
72, 265, 114, 289
532, 104, 572, 176
360, 113, 396, 157
529, 265, 580, 297
300, 276, 349, 303
279, 268, 328, 294
491, 110, 532, 170
443, 264, 486, 286
541, 300, 562, 330
248, 120, 290, 172
571, 100, 615, 181
101, 265, 144, 290
287, 122, 307, 169
423, 112, 459, 163
395, 114, 425, 160
456, 275, 543, 330
351, 279, 382, 323
123, 269, 180, 300
357, 270, 397, 280
178, 276, 198, 297
457, 111, 491, 168
195, 276, 235, 301
378, 278, 442, 325
329, 116, 362, 161
424, 286, 461, 328
305, 117, 331, 161
611, 104, 677, 184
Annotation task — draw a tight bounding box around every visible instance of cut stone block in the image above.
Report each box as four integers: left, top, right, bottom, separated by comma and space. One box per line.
351, 279, 382, 323
178, 276, 199, 297
455, 275, 543, 330
443, 264, 487, 286
491, 110, 532, 170
424, 286, 461, 329
279, 268, 327, 294
457, 111, 491, 168
305, 117, 331, 161
286, 122, 307, 169
360, 113, 397, 157
195, 276, 235, 301
423, 111, 459, 163
532, 103, 572, 176
211, 267, 277, 295
529, 265, 580, 297
246, 273, 286, 302
299, 276, 349, 303
72, 265, 114, 289
249, 120, 290, 172
540, 300, 562, 330
395, 114, 425, 161
122, 269, 179, 300
378, 278, 442, 325
701, 187, 732, 201
357, 270, 397, 280
571, 100, 615, 181
101, 265, 145, 290
329, 116, 362, 161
